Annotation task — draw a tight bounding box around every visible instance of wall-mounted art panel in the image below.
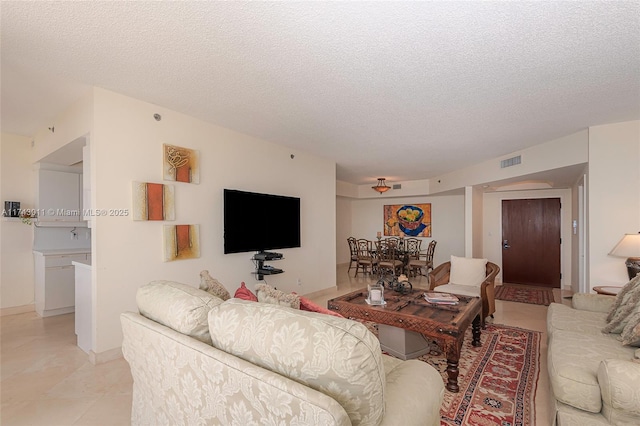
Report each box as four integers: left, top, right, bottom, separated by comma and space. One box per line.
163, 144, 200, 184
163, 224, 200, 261
383, 203, 431, 237
132, 182, 175, 221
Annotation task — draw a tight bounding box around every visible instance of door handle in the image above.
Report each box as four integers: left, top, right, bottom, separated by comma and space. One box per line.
503, 239, 511, 249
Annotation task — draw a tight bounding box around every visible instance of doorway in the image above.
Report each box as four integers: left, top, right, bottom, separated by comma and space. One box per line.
501, 198, 561, 287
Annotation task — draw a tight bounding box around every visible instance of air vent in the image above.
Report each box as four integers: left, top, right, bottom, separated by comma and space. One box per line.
500, 155, 521, 168
392, 184, 402, 189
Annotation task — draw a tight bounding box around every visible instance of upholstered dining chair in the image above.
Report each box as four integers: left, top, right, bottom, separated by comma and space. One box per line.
375, 239, 403, 277
428, 255, 500, 327
347, 237, 358, 273
408, 240, 437, 276
354, 239, 378, 277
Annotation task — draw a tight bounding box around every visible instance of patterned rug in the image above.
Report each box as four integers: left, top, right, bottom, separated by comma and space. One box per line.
495, 284, 555, 306
362, 322, 541, 426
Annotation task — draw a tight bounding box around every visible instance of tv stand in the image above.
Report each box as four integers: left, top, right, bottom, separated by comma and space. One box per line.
252, 251, 284, 280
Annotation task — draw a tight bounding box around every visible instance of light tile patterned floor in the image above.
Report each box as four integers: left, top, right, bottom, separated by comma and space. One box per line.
1, 264, 569, 425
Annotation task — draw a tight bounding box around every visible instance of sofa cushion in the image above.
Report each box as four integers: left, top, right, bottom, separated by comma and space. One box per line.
208, 299, 385, 426
598, 358, 640, 423
233, 281, 258, 302
136, 280, 223, 344
621, 311, 640, 347
605, 274, 640, 322
255, 283, 300, 309
548, 329, 636, 413
449, 255, 487, 287
547, 302, 610, 336
199, 270, 231, 301
299, 295, 344, 318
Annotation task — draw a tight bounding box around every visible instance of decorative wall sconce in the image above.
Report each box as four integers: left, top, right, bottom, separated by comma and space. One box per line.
372, 178, 391, 194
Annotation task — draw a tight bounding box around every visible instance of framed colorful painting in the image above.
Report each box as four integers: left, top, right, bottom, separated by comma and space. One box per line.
383, 203, 431, 237
163, 144, 200, 184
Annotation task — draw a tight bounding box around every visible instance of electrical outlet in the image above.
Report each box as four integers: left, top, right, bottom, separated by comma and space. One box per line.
297, 278, 302, 286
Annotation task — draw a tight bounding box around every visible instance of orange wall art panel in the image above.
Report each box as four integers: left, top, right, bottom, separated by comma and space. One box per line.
132, 182, 175, 221
163, 224, 200, 261
163, 144, 200, 184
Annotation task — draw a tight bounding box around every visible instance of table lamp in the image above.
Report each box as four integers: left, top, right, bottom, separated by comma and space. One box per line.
609, 232, 640, 280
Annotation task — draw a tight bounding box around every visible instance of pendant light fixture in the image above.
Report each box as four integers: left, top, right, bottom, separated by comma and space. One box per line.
372, 178, 391, 194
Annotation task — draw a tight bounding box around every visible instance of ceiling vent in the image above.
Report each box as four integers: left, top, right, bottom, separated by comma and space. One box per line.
392, 184, 402, 189
500, 155, 521, 168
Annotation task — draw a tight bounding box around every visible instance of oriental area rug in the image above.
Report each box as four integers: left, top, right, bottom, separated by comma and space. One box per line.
495, 284, 555, 306
363, 322, 541, 426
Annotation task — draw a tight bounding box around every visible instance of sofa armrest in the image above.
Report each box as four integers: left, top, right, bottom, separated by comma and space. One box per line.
598, 359, 640, 418
571, 293, 615, 313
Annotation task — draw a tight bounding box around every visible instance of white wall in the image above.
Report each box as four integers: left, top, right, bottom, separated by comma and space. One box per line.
588, 120, 640, 287
0, 133, 35, 312
350, 194, 465, 268
336, 196, 352, 264
86, 88, 336, 354
483, 189, 572, 287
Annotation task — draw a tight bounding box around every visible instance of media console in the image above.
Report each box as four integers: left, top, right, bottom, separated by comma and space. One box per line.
252, 251, 284, 280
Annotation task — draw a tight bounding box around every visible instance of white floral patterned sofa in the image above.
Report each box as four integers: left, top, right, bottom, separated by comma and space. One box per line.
121, 280, 444, 425
546, 292, 640, 425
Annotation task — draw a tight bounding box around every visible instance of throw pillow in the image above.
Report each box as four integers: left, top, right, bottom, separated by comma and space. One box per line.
234, 281, 258, 302
255, 283, 300, 309
299, 295, 344, 318
621, 311, 640, 347
449, 255, 488, 287
199, 270, 231, 301
603, 284, 640, 334
136, 280, 223, 344
606, 274, 640, 323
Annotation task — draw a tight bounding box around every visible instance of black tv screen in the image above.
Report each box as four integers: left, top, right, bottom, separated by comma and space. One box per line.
224, 189, 301, 254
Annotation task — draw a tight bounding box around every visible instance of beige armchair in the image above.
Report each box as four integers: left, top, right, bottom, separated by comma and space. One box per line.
428, 256, 500, 327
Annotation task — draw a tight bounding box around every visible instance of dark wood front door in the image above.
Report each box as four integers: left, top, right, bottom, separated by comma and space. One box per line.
502, 198, 561, 287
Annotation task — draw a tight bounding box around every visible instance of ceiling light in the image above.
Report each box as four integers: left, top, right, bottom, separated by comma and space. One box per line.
372, 178, 391, 194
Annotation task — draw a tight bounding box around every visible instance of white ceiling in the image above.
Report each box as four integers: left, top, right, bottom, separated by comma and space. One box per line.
2, 2, 639, 186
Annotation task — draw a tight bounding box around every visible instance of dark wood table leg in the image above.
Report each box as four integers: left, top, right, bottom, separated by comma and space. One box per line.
472, 314, 481, 347
445, 356, 460, 393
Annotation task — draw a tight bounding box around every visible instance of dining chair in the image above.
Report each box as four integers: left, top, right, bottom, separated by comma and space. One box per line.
408, 240, 437, 276
375, 239, 403, 277
347, 237, 358, 273
354, 239, 377, 277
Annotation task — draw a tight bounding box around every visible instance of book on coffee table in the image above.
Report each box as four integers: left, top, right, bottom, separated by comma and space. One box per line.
424, 292, 459, 305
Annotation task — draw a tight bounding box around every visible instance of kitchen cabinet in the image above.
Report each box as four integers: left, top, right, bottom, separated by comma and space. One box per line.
37, 169, 83, 223
73, 259, 92, 353
34, 249, 91, 317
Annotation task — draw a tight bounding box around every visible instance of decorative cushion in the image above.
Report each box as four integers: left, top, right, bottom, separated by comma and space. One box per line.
234, 281, 258, 301
603, 284, 640, 334
136, 280, 223, 344
199, 270, 231, 301
207, 299, 385, 426
606, 274, 640, 322
255, 283, 300, 309
621, 311, 640, 347
299, 296, 344, 318
449, 255, 488, 287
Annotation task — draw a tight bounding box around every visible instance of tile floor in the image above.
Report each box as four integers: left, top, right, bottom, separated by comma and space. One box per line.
1, 264, 569, 425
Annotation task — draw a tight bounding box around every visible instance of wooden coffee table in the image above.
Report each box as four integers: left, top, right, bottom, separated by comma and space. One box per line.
328, 288, 482, 392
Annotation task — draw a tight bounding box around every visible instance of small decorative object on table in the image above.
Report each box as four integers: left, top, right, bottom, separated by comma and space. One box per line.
424, 292, 459, 305
367, 281, 385, 305
378, 274, 413, 295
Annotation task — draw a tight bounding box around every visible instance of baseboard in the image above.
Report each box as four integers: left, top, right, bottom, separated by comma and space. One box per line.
1, 303, 35, 316
89, 346, 123, 365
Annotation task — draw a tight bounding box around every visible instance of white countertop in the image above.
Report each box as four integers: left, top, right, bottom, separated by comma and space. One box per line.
33, 248, 91, 256
72, 260, 92, 269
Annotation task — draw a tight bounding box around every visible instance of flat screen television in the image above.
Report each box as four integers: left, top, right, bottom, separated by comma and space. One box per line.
224, 189, 301, 254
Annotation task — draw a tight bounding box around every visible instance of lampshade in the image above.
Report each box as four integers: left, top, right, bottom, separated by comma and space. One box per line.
372, 178, 391, 194
609, 232, 640, 280
609, 233, 640, 258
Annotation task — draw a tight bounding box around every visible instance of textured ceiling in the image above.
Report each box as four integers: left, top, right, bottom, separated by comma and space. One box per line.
2, 1, 639, 185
